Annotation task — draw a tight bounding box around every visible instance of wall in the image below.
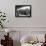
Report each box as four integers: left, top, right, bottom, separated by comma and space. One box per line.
0, 0, 46, 46
0, 0, 46, 27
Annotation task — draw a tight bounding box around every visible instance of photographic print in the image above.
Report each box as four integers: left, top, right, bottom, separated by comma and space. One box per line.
15, 5, 31, 17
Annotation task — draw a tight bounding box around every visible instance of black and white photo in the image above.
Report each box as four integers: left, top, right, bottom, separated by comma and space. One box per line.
15, 5, 31, 17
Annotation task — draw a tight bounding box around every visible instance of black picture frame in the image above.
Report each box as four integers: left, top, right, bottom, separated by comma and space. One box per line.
15, 5, 32, 17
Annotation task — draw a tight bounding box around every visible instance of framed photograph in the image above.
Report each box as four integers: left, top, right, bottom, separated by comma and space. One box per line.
15, 5, 31, 17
